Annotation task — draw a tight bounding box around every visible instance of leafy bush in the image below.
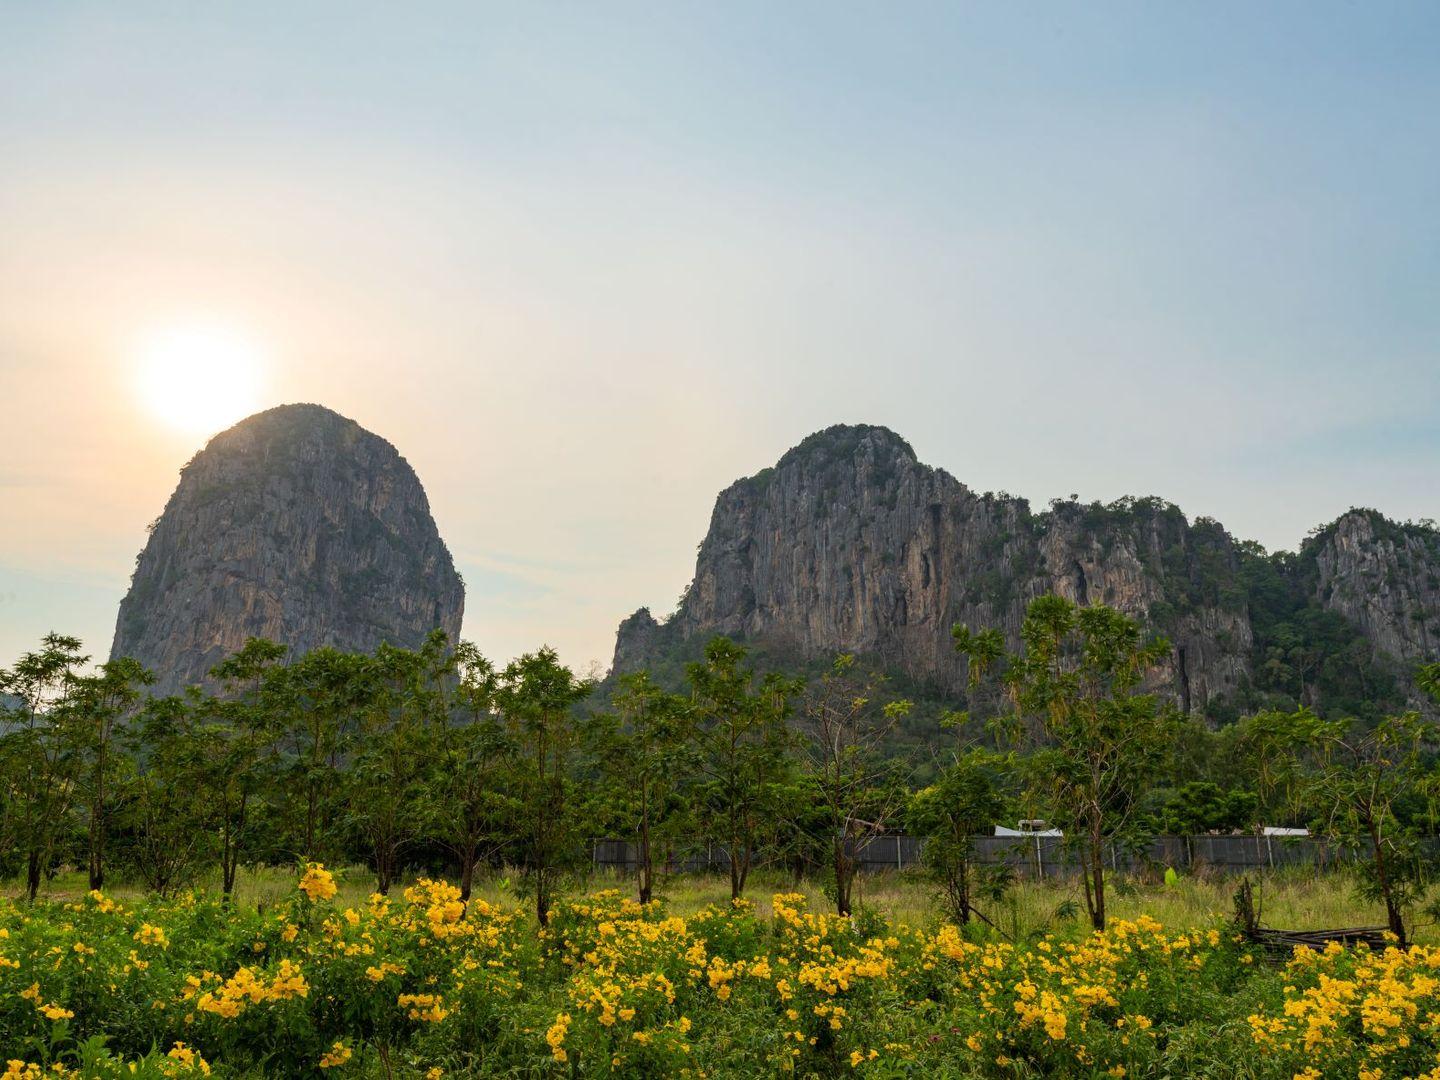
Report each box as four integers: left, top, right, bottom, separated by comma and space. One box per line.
5, 867, 1440, 1077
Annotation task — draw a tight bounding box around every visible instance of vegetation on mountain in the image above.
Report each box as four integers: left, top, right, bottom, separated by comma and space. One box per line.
616, 425, 1440, 727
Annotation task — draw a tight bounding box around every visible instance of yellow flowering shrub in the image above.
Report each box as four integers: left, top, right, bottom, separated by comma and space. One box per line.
1245, 939, 1440, 1079
297, 864, 338, 902
0, 871, 1434, 1078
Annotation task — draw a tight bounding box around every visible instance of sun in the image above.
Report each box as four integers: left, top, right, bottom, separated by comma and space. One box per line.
136, 324, 268, 436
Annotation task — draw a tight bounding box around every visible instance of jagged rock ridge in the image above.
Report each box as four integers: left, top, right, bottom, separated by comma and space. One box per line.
614, 424, 1440, 715
112, 403, 464, 694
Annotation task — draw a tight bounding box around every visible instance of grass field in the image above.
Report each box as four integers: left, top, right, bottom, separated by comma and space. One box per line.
15, 861, 1421, 942
3, 864, 1437, 1078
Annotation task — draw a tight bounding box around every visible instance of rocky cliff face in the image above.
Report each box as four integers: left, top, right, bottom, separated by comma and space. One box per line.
614, 424, 1434, 716
1308, 510, 1440, 664
112, 404, 464, 694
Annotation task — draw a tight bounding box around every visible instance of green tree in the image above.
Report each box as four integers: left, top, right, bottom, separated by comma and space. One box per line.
270, 648, 374, 861
687, 638, 799, 900
906, 749, 1008, 926
1265, 690, 1440, 945
0, 633, 88, 900
123, 693, 216, 896
423, 639, 514, 904
956, 596, 1177, 930
596, 672, 696, 905
798, 654, 912, 916
70, 656, 152, 890
1419, 662, 1440, 703
1148, 781, 1258, 835
495, 647, 593, 926
207, 638, 287, 897
347, 641, 440, 894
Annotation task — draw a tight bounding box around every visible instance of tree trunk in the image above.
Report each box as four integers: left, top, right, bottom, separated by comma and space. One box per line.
88, 824, 103, 891
26, 848, 42, 902
833, 831, 853, 916
1079, 845, 1097, 929
638, 800, 653, 906
1089, 826, 1107, 931
1384, 892, 1406, 946
304, 787, 317, 861
460, 848, 477, 904
221, 792, 245, 900
375, 842, 395, 894
89, 741, 106, 891
732, 839, 752, 900
1367, 816, 1406, 945
536, 871, 551, 926
956, 857, 972, 924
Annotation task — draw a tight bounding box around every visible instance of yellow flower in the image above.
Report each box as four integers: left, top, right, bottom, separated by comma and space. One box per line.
398, 993, 449, 1023
166, 1043, 211, 1075
298, 864, 338, 901
318, 1042, 352, 1068
546, 1012, 572, 1062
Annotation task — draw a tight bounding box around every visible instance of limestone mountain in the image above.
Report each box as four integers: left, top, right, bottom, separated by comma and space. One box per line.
614, 424, 1440, 719
112, 403, 464, 694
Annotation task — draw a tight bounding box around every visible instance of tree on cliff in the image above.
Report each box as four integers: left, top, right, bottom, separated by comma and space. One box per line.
955, 596, 1177, 931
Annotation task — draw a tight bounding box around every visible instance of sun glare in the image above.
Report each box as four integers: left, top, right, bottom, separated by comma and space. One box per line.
136, 324, 267, 436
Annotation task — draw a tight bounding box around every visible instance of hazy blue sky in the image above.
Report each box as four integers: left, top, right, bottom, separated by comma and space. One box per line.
2, 2, 1438, 672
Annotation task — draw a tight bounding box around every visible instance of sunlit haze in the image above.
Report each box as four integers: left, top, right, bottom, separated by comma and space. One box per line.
136, 324, 268, 435
2, 2, 1438, 674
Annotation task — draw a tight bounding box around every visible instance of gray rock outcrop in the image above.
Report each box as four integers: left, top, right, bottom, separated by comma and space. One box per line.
1310, 510, 1440, 664
614, 424, 1435, 715
111, 403, 464, 694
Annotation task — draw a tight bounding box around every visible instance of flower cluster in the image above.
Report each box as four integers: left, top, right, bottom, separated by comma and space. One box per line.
1, 869, 1434, 1078
297, 863, 338, 902
1247, 938, 1440, 1079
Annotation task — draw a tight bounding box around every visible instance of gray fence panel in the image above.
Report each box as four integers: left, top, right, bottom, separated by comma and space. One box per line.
590, 834, 1407, 878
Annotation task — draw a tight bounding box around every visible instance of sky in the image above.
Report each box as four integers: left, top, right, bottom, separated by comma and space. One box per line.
2, 2, 1439, 674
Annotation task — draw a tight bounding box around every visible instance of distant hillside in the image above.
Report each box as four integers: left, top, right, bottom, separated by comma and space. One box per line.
614, 424, 1440, 722
112, 403, 464, 695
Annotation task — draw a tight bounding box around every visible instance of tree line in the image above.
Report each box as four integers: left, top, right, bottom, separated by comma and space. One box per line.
3, 596, 1439, 939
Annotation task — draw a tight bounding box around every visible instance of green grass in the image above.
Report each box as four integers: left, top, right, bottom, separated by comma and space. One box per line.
12, 861, 1421, 942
